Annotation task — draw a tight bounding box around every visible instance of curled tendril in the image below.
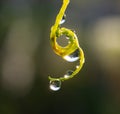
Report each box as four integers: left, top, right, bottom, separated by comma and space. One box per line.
49, 0, 85, 90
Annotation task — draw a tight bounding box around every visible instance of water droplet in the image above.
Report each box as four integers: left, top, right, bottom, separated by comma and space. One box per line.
63, 49, 80, 62
64, 70, 73, 78
76, 65, 79, 69
60, 14, 66, 24
66, 36, 70, 39
49, 79, 61, 91
71, 29, 76, 33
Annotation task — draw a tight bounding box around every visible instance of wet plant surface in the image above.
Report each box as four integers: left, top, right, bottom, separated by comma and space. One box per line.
49, 0, 85, 91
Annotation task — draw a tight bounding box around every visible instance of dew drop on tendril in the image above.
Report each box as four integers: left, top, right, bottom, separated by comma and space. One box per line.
49, 79, 61, 91
76, 65, 79, 69
48, 0, 85, 90
64, 70, 73, 78
60, 14, 66, 24
63, 48, 80, 62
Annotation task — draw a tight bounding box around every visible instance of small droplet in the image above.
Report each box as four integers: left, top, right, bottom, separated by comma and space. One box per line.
60, 14, 66, 24
71, 29, 76, 33
76, 65, 79, 69
66, 36, 70, 39
63, 49, 80, 62
49, 79, 61, 91
64, 70, 73, 78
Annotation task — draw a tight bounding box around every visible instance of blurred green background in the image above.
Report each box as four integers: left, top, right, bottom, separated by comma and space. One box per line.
0, 0, 120, 114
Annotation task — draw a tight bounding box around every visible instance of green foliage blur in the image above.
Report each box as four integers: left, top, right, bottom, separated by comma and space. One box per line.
0, 0, 120, 114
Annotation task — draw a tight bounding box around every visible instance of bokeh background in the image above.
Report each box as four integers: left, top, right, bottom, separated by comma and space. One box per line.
0, 0, 120, 114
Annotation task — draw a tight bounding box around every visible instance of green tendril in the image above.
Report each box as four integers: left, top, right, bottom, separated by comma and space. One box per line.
49, 0, 85, 91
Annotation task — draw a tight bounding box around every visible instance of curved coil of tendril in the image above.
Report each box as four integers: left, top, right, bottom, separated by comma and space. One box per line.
49, 0, 85, 91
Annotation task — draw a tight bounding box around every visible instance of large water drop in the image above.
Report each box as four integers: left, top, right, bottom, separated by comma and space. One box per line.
49, 79, 61, 91
63, 49, 80, 62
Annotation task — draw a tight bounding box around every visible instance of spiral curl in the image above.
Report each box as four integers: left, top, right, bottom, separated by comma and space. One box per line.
49, 0, 85, 86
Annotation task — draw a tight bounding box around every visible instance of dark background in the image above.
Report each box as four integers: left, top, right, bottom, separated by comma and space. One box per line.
0, 0, 120, 114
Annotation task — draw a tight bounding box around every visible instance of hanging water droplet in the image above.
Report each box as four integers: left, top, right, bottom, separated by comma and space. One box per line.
49, 79, 61, 91
60, 14, 66, 24
63, 48, 80, 62
64, 70, 73, 78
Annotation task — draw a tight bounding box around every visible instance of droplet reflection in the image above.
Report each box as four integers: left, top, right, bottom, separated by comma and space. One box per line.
76, 65, 79, 69
60, 14, 66, 24
49, 79, 61, 91
63, 49, 80, 62
64, 70, 73, 78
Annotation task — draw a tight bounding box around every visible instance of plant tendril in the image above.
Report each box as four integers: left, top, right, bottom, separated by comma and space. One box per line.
49, 0, 85, 91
